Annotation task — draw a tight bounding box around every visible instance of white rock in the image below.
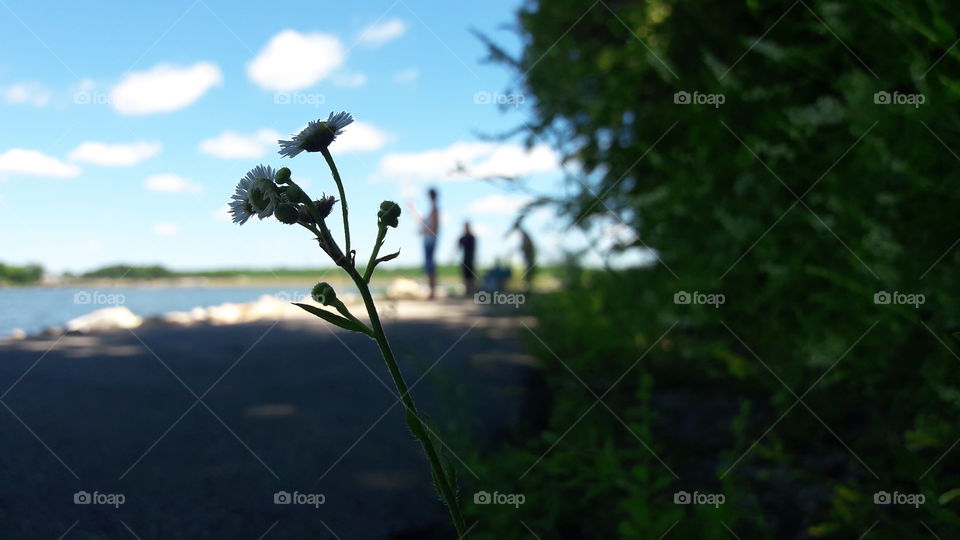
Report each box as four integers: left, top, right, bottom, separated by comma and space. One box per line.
207, 303, 244, 325
67, 307, 143, 333
10, 328, 26, 340
160, 311, 194, 325
189, 306, 208, 322
246, 295, 291, 320
386, 278, 427, 300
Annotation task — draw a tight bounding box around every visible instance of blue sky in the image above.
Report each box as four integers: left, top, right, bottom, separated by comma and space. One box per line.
0, 0, 616, 273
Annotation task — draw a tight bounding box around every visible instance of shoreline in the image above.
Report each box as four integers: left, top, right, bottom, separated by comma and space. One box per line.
0, 275, 447, 288
0, 277, 477, 341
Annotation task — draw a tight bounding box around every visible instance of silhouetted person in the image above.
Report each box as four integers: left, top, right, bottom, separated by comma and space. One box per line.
458, 222, 477, 295
509, 225, 536, 290
409, 188, 440, 299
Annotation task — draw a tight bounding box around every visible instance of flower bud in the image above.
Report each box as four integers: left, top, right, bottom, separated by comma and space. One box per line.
378, 200, 401, 228
274, 202, 299, 224
311, 282, 337, 306
275, 167, 292, 184
296, 195, 337, 224
316, 195, 337, 219
297, 205, 314, 224
284, 183, 308, 204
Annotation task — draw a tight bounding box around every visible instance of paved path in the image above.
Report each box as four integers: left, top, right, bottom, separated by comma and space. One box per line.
0, 299, 536, 539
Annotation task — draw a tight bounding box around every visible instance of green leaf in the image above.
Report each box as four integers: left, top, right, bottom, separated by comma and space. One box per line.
375, 249, 401, 264
405, 410, 426, 439
442, 449, 459, 498
293, 302, 368, 334
423, 415, 459, 494
939, 488, 960, 505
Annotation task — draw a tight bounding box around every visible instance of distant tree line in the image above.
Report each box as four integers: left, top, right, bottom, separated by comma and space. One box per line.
76, 264, 559, 280
0, 263, 43, 284
80, 264, 175, 279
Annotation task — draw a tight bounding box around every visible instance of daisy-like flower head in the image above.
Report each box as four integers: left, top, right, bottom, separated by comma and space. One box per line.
249, 178, 279, 219
228, 174, 257, 225
229, 165, 279, 224
278, 111, 354, 158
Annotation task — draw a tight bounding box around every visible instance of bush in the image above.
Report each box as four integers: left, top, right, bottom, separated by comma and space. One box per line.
468, 0, 960, 537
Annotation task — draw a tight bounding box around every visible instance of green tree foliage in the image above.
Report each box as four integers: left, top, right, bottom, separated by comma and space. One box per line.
471, 1, 960, 537
0, 263, 43, 284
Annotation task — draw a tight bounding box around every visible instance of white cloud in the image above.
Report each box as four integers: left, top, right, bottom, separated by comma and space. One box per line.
378, 142, 491, 181
153, 222, 178, 236
213, 204, 232, 222
375, 142, 559, 183
111, 62, 222, 115
335, 121, 388, 153
4, 82, 52, 107
394, 68, 419, 83
145, 173, 202, 193
200, 129, 280, 159
0, 149, 81, 178
467, 194, 533, 215
358, 19, 406, 46
68, 141, 162, 166
293, 176, 312, 189
333, 72, 367, 87
247, 30, 345, 91
466, 222, 494, 238
471, 144, 560, 178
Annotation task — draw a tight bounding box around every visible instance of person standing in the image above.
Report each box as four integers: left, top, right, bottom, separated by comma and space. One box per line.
516, 226, 536, 290
409, 188, 440, 299
458, 222, 477, 296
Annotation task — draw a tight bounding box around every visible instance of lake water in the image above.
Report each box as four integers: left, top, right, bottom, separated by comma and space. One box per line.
0, 286, 361, 338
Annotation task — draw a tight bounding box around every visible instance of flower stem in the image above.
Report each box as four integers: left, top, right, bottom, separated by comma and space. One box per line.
363, 227, 387, 283
345, 265, 466, 536
320, 148, 351, 260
